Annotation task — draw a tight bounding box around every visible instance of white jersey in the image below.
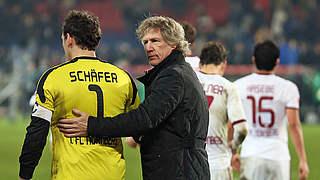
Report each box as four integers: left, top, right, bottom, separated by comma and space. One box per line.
234, 73, 299, 161
185, 56, 200, 71
240, 157, 290, 180
196, 71, 246, 169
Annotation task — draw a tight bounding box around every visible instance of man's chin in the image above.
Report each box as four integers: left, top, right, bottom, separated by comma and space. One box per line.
148, 59, 160, 66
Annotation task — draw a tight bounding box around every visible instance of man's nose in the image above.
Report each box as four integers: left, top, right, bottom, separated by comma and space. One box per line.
145, 42, 153, 51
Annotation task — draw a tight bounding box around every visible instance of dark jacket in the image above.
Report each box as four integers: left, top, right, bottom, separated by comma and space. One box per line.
88, 50, 210, 180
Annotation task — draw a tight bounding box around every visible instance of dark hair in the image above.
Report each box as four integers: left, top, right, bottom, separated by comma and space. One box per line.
200, 41, 228, 65
180, 21, 197, 45
254, 40, 280, 71
62, 10, 102, 51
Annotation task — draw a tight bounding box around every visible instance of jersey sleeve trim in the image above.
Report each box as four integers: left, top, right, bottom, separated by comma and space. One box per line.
232, 119, 246, 126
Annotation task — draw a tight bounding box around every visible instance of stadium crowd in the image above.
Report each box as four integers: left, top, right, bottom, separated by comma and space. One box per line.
0, 0, 320, 121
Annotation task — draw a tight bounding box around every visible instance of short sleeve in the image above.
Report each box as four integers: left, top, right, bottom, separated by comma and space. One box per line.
227, 82, 246, 123
36, 70, 55, 112
285, 81, 300, 109
125, 73, 141, 112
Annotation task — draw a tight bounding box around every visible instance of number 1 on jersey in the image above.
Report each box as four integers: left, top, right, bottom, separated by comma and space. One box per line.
88, 84, 104, 119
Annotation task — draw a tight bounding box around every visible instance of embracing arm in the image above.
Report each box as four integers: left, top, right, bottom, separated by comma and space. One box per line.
58, 70, 185, 138
88, 70, 184, 137
287, 108, 309, 180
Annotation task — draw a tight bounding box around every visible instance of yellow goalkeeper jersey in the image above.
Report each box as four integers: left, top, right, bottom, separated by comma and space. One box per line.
35, 56, 140, 180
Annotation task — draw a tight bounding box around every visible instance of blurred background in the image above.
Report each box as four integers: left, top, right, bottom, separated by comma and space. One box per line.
1, 0, 320, 122
0, 0, 319, 179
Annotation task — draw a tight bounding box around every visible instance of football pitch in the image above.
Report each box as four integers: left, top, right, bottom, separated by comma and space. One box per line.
0, 117, 319, 180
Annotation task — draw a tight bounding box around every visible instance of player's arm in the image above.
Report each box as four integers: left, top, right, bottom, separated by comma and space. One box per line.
124, 72, 143, 145
229, 120, 247, 151
228, 120, 247, 172
227, 121, 233, 146
227, 83, 247, 171
228, 121, 239, 171
227, 83, 248, 151
19, 104, 52, 179
287, 108, 309, 180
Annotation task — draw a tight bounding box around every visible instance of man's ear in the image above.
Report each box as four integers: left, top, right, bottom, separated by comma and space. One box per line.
222, 60, 227, 70
275, 58, 280, 66
199, 61, 203, 69
171, 43, 178, 49
252, 56, 256, 64
66, 33, 74, 47
220, 60, 227, 75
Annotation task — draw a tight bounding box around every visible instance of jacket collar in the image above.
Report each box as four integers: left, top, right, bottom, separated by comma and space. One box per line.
138, 50, 184, 85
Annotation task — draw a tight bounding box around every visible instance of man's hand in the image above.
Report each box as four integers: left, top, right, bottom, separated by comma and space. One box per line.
125, 137, 139, 148
231, 154, 241, 172
19, 177, 29, 180
299, 161, 309, 180
228, 141, 241, 172
57, 109, 89, 137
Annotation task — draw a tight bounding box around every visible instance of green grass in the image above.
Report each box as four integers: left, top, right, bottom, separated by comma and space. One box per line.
1, 117, 319, 180
0, 117, 142, 180
288, 124, 320, 180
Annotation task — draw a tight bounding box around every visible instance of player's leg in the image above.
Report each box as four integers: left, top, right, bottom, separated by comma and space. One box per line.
239, 157, 268, 180
240, 157, 289, 180
270, 160, 290, 180
239, 157, 254, 180
210, 166, 233, 180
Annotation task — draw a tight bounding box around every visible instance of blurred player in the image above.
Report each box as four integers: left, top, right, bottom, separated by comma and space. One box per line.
234, 40, 309, 180
19, 10, 140, 180
196, 41, 247, 180
181, 21, 201, 71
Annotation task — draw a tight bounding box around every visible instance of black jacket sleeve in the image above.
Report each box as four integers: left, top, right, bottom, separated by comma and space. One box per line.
88, 69, 184, 137
19, 116, 50, 179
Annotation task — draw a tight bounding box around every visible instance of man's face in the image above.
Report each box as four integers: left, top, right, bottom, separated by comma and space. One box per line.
142, 28, 176, 66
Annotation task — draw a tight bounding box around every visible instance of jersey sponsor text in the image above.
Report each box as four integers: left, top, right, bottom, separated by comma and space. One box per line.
69, 136, 120, 147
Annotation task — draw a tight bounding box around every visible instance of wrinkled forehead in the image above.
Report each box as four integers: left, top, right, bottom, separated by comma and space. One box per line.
142, 28, 163, 40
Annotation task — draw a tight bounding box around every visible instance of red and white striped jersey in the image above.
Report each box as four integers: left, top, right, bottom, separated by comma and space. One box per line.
196, 71, 246, 169
185, 56, 200, 71
234, 73, 300, 161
